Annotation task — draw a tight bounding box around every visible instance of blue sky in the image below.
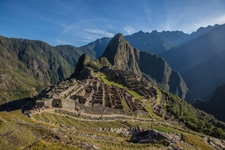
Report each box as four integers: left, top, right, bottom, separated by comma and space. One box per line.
1, 0, 225, 46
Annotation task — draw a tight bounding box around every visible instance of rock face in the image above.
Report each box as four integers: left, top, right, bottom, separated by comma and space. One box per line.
103, 33, 141, 76
102, 33, 189, 100
130, 130, 171, 144
137, 51, 188, 99
70, 53, 96, 79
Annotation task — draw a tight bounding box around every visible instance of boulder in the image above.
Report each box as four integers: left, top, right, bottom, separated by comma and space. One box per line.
130, 130, 171, 145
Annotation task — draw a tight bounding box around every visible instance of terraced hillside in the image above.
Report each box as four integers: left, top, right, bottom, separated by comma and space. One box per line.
7, 66, 223, 149
1, 68, 225, 149
0, 105, 224, 150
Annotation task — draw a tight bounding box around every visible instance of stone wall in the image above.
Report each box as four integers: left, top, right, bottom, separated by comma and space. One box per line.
61, 99, 75, 111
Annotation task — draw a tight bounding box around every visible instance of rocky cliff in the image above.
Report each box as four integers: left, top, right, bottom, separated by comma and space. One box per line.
103, 33, 141, 76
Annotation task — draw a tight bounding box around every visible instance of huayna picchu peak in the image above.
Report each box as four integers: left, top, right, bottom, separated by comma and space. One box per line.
103, 33, 141, 76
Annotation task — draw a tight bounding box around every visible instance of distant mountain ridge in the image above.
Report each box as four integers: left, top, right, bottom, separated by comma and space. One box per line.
88, 24, 219, 57
162, 24, 225, 100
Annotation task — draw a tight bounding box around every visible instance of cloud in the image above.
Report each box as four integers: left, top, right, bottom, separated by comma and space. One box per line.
123, 26, 137, 35
85, 29, 114, 37
144, 6, 151, 24
79, 29, 114, 43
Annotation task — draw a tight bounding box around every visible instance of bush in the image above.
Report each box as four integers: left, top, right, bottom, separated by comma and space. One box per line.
163, 90, 225, 139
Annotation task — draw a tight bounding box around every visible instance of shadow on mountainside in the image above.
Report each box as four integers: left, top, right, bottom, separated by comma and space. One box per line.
0, 98, 33, 112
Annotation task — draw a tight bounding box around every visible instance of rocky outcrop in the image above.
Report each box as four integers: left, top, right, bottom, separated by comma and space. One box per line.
204, 136, 225, 149
95, 57, 112, 68
70, 53, 97, 79
130, 130, 176, 145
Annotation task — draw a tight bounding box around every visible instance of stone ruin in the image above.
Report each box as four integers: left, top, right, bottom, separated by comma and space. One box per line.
35, 68, 158, 116
77, 79, 147, 114
100, 68, 156, 99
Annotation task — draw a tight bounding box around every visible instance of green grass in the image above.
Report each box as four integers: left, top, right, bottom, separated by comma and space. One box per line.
96, 72, 144, 99
0, 111, 14, 122
146, 101, 152, 105
0, 110, 217, 150
144, 106, 161, 119
152, 124, 181, 133
0, 120, 36, 150
45, 113, 58, 124
183, 134, 213, 150
155, 88, 161, 104
40, 113, 49, 122
26, 139, 79, 150
51, 114, 66, 125
127, 90, 144, 99
61, 116, 76, 126
121, 99, 129, 111
33, 113, 42, 120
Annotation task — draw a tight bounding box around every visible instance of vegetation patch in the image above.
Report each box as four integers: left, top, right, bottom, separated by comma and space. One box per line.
165, 90, 225, 139
96, 72, 144, 99
182, 134, 213, 150
121, 98, 129, 111
144, 106, 161, 119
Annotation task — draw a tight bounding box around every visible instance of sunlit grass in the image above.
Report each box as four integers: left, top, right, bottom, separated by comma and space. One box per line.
183, 134, 213, 150
144, 106, 161, 119
121, 98, 129, 111
96, 72, 144, 99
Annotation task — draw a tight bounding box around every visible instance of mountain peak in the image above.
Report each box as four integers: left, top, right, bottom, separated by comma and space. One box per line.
70, 53, 93, 78
135, 30, 145, 35
151, 30, 159, 34
102, 33, 141, 75
111, 33, 125, 42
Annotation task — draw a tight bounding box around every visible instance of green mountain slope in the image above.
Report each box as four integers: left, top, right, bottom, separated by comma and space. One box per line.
0, 36, 97, 104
